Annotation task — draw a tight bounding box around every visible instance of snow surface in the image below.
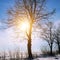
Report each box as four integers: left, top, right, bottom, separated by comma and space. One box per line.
33, 55, 60, 60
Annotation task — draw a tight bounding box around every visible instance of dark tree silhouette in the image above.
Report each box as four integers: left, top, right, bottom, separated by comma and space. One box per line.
2, 51, 6, 60
6, 0, 55, 58
54, 24, 60, 54
41, 22, 55, 55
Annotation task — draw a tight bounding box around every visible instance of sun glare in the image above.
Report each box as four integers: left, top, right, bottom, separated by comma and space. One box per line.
20, 21, 30, 32
16, 17, 30, 33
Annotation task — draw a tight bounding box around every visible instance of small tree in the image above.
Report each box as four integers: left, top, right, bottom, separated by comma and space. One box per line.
2, 51, 6, 60
54, 24, 60, 54
9, 51, 13, 60
41, 22, 55, 55
15, 49, 20, 60
6, 0, 55, 58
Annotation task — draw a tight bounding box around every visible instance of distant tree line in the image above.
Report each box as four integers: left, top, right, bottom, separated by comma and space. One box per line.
0, 49, 28, 60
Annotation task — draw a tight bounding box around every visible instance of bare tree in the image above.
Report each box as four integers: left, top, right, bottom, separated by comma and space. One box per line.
2, 51, 6, 60
9, 51, 13, 60
54, 24, 60, 54
15, 49, 20, 60
6, 0, 55, 58
41, 22, 55, 55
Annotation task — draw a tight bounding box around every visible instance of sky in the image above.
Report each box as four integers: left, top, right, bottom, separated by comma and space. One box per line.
0, 0, 60, 53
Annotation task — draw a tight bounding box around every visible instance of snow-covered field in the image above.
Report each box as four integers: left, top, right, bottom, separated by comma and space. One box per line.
34, 55, 60, 60
34, 57, 59, 60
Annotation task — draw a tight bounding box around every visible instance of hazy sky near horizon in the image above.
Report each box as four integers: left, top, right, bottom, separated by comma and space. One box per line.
0, 0, 60, 52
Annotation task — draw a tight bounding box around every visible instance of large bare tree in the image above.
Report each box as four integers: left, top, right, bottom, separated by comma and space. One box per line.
6, 0, 55, 58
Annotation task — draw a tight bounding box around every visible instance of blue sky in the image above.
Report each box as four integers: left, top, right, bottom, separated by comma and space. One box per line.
0, 0, 14, 20
0, 0, 60, 52
0, 0, 60, 22
0, 0, 60, 30
46, 0, 60, 22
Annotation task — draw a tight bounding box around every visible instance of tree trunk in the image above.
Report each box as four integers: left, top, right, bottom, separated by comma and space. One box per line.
50, 43, 53, 55
50, 46, 52, 55
27, 22, 33, 59
58, 44, 60, 54
57, 41, 60, 54
27, 37, 32, 59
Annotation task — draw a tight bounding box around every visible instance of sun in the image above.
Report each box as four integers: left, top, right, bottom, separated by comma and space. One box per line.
20, 21, 30, 32
15, 17, 30, 33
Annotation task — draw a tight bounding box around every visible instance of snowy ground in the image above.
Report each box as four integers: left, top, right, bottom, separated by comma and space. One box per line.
33, 55, 60, 60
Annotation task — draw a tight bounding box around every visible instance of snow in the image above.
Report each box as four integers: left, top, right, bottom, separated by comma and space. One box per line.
34, 58, 59, 60
33, 55, 60, 60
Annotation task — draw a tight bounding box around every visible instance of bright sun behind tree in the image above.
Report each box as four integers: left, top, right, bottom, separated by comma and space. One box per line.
17, 17, 30, 32
20, 21, 30, 32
